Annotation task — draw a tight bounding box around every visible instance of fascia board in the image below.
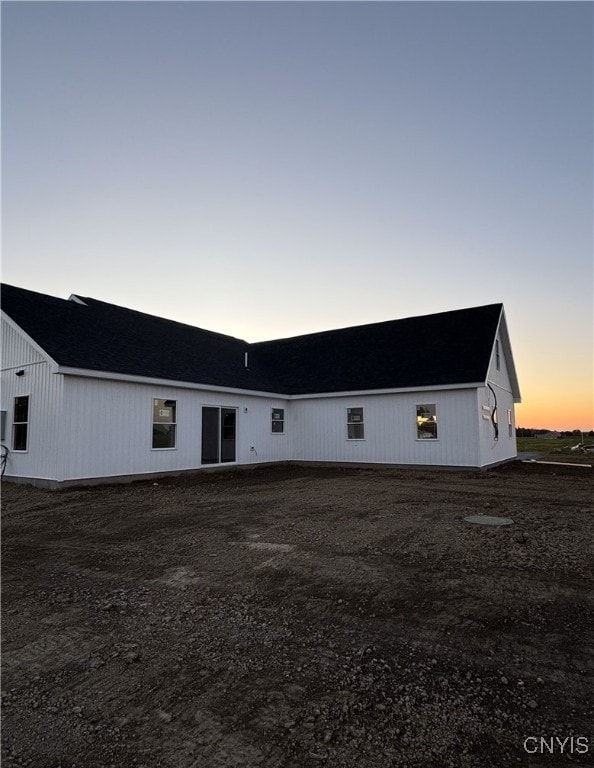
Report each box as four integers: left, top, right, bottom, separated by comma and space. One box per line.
289, 383, 483, 400
56, 366, 483, 400
55, 366, 290, 400
497, 308, 522, 403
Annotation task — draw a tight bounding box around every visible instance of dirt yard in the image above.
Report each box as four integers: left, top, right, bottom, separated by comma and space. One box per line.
2, 463, 593, 768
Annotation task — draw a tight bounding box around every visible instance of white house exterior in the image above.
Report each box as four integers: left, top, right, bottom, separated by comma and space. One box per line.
1, 285, 521, 486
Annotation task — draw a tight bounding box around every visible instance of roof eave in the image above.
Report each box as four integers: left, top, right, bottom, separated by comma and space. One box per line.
1, 311, 60, 368
55, 365, 485, 400
497, 307, 522, 402
54, 366, 290, 400
288, 382, 486, 399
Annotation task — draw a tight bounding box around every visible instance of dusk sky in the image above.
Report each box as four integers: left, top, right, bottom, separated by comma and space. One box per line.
2, 1, 592, 430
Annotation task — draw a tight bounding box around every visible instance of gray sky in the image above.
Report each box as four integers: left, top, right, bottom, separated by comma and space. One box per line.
2, 1, 592, 429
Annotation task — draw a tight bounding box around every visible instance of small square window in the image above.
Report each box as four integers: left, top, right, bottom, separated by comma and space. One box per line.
417, 404, 437, 439
347, 408, 364, 440
271, 408, 285, 433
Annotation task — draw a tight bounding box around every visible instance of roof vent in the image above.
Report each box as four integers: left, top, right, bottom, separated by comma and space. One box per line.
68, 294, 87, 305
244, 352, 249, 369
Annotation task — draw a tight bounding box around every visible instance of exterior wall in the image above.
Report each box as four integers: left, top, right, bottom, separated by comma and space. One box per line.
477, 330, 518, 467
1, 319, 64, 481
3, 313, 514, 482
59, 376, 290, 481
289, 389, 480, 467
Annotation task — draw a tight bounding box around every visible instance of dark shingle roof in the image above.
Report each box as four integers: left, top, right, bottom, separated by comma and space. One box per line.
252, 304, 502, 394
1, 284, 502, 395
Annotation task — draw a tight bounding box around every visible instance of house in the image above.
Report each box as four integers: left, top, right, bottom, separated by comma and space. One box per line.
1, 284, 521, 486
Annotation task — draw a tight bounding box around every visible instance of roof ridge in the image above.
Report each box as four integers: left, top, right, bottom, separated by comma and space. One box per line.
1, 283, 510, 396
2, 283, 74, 306
67, 294, 249, 345
252, 303, 503, 347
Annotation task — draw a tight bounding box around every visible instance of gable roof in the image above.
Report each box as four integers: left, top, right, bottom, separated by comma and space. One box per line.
254, 305, 506, 395
1, 284, 271, 392
1, 284, 509, 396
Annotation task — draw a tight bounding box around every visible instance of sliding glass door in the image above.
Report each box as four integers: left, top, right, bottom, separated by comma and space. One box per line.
201, 407, 236, 464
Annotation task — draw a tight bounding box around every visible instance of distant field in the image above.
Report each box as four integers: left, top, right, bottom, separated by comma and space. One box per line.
517, 436, 594, 457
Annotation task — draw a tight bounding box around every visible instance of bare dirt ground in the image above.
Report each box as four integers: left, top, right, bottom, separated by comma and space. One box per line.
2, 463, 593, 768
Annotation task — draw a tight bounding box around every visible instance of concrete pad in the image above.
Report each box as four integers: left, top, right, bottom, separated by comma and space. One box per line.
464, 514, 514, 526
246, 542, 293, 552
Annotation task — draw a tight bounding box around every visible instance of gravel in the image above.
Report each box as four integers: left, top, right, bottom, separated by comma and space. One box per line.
2, 462, 592, 767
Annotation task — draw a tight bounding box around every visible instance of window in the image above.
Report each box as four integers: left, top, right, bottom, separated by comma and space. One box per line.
507, 409, 513, 438
495, 340, 500, 370
152, 398, 176, 449
271, 408, 285, 434
417, 404, 437, 439
12, 396, 29, 451
347, 407, 364, 440
1, 410, 6, 441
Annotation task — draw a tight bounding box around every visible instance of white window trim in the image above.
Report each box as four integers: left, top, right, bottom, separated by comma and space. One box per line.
346, 407, 365, 441
12, 394, 30, 453
1, 409, 7, 442
152, 398, 177, 451
271, 407, 285, 435
416, 403, 438, 441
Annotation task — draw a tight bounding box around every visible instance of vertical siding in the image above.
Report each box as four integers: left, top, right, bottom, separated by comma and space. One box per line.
2, 311, 496, 481
1, 319, 45, 368
487, 331, 514, 391
2, 306, 517, 481
291, 390, 480, 467
1, 319, 63, 481
477, 328, 518, 466
54, 378, 489, 480
476, 383, 517, 466
61, 377, 291, 481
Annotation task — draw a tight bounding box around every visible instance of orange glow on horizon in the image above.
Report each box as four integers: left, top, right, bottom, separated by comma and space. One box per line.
513, 337, 592, 432
515, 397, 593, 432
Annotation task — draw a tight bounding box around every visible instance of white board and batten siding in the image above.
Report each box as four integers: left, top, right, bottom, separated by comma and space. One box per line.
290, 389, 481, 467
1, 318, 64, 481
61, 381, 484, 479
60, 375, 290, 482
476, 325, 519, 467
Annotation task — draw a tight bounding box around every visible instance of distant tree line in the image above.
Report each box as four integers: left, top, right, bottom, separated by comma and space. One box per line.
517, 428, 594, 438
